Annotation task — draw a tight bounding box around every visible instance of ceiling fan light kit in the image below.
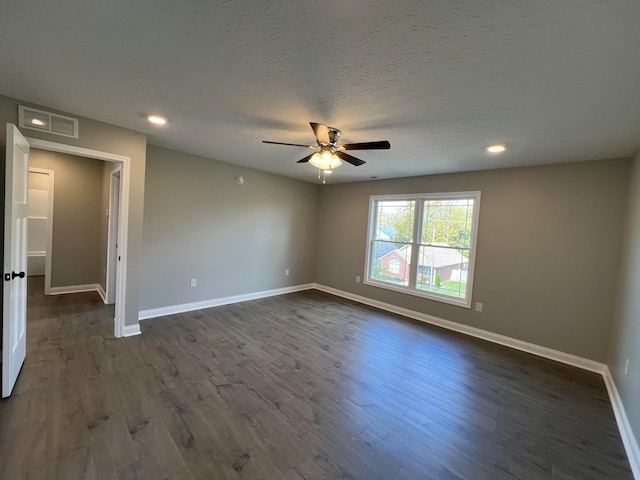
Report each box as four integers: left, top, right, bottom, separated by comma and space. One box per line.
309, 150, 342, 170
263, 122, 390, 183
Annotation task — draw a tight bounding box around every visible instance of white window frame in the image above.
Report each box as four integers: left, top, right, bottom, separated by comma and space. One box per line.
364, 191, 481, 308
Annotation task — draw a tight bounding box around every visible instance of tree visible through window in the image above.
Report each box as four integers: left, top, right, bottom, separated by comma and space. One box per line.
365, 192, 480, 308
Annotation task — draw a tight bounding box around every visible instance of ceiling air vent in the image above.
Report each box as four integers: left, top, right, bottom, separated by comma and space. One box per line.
18, 105, 79, 139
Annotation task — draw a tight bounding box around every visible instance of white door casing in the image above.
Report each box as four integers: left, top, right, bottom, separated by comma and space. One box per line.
25, 137, 131, 338
3, 124, 29, 398
105, 167, 121, 305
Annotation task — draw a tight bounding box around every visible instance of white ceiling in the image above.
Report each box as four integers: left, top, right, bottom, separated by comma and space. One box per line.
1, 0, 639, 184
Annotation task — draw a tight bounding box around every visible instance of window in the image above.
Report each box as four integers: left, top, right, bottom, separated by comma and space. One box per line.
365, 192, 480, 308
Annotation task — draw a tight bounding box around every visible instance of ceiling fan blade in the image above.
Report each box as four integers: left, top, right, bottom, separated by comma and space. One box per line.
335, 151, 365, 166
296, 153, 316, 163
310, 122, 330, 145
341, 140, 391, 150
263, 140, 315, 148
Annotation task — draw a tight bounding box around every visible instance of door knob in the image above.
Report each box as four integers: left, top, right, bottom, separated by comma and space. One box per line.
11, 271, 25, 279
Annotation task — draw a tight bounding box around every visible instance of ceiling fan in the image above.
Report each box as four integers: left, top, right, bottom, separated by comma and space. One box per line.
263, 122, 390, 178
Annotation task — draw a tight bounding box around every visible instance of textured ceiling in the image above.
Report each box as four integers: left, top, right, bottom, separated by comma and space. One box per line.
1, 0, 639, 183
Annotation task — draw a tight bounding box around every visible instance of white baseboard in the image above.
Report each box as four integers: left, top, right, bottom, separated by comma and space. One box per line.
123, 323, 141, 337
138, 283, 315, 321
313, 284, 606, 374
96, 284, 107, 303
603, 367, 640, 479
49, 283, 103, 296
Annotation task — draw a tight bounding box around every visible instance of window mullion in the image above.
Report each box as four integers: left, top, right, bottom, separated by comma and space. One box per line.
408, 200, 422, 289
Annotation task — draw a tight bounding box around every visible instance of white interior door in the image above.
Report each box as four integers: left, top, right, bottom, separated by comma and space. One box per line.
2, 124, 29, 398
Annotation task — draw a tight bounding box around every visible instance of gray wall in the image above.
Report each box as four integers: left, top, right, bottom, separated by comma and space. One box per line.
0, 94, 146, 327
140, 145, 319, 311
608, 147, 640, 447
29, 149, 105, 287
315, 159, 630, 362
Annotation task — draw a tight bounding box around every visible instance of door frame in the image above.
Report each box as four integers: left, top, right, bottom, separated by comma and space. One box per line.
25, 137, 131, 338
105, 166, 121, 305
27, 167, 54, 294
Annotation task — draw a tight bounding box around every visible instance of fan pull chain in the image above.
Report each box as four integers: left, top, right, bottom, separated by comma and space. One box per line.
321, 168, 327, 184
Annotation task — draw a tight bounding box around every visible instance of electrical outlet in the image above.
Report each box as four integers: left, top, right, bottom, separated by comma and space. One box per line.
190, 278, 197, 288
285, 268, 290, 276
356, 276, 361, 283
475, 302, 483, 312
625, 358, 629, 376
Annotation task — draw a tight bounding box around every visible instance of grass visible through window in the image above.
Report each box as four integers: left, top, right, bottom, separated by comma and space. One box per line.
417, 280, 466, 298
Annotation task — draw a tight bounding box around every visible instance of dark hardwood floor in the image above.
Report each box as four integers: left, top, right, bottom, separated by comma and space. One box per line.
0, 276, 633, 479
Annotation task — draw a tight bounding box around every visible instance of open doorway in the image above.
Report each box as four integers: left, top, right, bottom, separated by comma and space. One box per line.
27, 153, 115, 300
26, 167, 54, 291
25, 137, 130, 338
3, 125, 134, 398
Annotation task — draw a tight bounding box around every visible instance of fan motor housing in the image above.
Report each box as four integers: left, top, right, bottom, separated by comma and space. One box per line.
327, 127, 341, 145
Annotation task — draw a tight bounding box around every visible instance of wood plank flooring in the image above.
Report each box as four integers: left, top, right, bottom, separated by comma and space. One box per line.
0, 276, 633, 479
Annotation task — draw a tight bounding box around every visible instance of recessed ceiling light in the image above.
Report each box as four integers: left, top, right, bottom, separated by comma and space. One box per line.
486, 144, 506, 153
31, 119, 45, 126
147, 115, 167, 125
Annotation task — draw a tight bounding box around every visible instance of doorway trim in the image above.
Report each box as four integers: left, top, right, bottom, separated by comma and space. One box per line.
105, 166, 121, 305
26, 137, 131, 338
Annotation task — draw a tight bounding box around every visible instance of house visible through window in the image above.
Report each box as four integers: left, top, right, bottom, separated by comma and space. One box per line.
365, 192, 481, 308
388, 257, 400, 274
